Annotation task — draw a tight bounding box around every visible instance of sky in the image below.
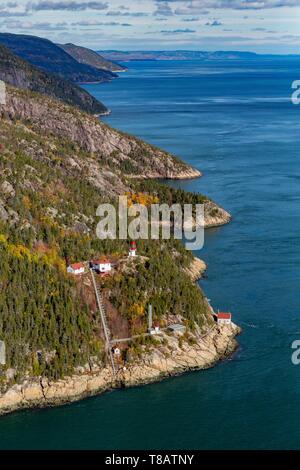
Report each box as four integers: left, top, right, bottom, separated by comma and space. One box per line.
0, 0, 300, 53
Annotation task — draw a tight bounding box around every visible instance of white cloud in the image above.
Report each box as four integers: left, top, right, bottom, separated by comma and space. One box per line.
27, 1, 108, 11
154, 1, 173, 16
71, 19, 131, 25
158, 0, 300, 11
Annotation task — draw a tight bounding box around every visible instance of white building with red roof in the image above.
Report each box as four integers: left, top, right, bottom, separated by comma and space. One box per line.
217, 312, 232, 326
67, 263, 85, 275
92, 258, 112, 274
129, 241, 137, 257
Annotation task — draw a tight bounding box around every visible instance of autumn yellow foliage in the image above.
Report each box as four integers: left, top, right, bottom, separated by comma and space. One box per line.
126, 192, 159, 207
128, 301, 146, 320
0, 233, 65, 271
0, 234, 8, 244
22, 195, 32, 210
8, 244, 32, 259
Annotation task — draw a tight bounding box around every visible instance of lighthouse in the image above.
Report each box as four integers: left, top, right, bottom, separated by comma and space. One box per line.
129, 241, 137, 257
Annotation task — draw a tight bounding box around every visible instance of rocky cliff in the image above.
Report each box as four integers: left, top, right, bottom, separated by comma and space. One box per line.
0, 83, 237, 417
3, 85, 201, 180
58, 43, 127, 73
0, 322, 240, 416
184, 256, 207, 281
0, 85, 230, 230
204, 200, 231, 227
0, 44, 108, 115
0, 33, 116, 83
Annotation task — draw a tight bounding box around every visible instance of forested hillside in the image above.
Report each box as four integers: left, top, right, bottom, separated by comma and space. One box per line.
0, 33, 116, 83
0, 44, 108, 115
58, 43, 127, 73
0, 84, 227, 390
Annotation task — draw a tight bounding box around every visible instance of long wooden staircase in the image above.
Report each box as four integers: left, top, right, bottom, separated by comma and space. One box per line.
90, 269, 116, 375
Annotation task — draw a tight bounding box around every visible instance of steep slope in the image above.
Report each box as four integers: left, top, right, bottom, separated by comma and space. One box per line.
0, 33, 116, 83
0, 44, 108, 115
0, 87, 210, 386
58, 43, 127, 73
0, 85, 236, 412
0, 86, 211, 235
4, 85, 201, 180
2, 84, 230, 225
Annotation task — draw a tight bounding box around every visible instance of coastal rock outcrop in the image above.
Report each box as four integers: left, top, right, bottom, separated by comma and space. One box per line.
204, 200, 231, 227
184, 256, 207, 281
121, 323, 240, 386
0, 44, 109, 115
0, 322, 240, 416
3, 86, 201, 181
0, 84, 237, 419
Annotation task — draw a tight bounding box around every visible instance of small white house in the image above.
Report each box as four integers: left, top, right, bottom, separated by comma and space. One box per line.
92, 258, 112, 274
150, 324, 160, 335
67, 263, 85, 276
112, 347, 121, 356
129, 241, 137, 257
217, 312, 232, 325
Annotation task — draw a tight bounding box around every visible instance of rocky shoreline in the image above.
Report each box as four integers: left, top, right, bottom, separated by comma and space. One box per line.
184, 256, 207, 281
0, 259, 239, 417
3, 86, 201, 182
0, 254, 240, 417
0, 322, 240, 416
0, 86, 239, 418
204, 200, 231, 228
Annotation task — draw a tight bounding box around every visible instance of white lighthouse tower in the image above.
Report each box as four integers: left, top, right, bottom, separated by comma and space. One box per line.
129, 240, 137, 257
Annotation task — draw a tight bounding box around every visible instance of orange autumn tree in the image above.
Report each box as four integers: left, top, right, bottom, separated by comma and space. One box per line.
126, 192, 159, 207
127, 301, 145, 320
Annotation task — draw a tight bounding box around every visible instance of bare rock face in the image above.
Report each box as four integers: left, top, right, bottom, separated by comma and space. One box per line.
0, 387, 22, 409
183, 200, 231, 230
184, 256, 207, 281
0, 202, 9, 221
57, 43, 127, 73
3, 87, 200, 181
121, 323, 240, 387
204, 200, 231, 228
0, 323, 240, 416
0, 43, 108, 115
22, 381, 44, 402
1, 180, 15, 198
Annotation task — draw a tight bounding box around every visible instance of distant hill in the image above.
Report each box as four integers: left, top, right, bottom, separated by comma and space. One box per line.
0, 33, 117, 83
0, 44, 108, 115
98, 50, 259, 62
99, 50, 296, 62
58, 43, 127, 73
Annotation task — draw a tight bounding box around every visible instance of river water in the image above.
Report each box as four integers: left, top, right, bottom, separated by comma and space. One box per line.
1, 59, 300, 449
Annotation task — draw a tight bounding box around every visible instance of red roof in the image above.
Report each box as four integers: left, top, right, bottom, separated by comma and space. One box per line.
93, 258, 110, 265
130, 241, 136, 247
217, 312, 231, 319
70, 263, 84, 270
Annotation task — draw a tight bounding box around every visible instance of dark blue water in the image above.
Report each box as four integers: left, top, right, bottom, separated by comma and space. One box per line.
1, 59, 300, 449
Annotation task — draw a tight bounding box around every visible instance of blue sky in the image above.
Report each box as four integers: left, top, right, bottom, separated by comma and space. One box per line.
0, 0, 300, 53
